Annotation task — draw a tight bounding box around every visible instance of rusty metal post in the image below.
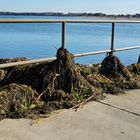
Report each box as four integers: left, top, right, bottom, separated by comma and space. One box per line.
62, 22, 66, 49
110, 22, 115, 56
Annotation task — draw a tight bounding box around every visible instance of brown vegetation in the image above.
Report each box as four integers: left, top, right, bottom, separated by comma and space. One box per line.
0, 49, 140, 120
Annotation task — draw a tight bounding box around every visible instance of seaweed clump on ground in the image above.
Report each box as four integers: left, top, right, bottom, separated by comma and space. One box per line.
99, 55, 140, 93
0, 57, 29, 84
1, 50, 139, 120
0, 57, 28, 64
40, 48, 102, 106
100, 55, 132, 80
0, 84, 41, 120
1, 62, 45, 92
126, 55, 140, 88
127, 64, 140, 75
0, 48, 102, 120
79, 55, 140, 95
78, 62, 123, 94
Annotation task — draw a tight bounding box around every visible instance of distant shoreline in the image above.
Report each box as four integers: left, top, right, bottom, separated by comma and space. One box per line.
0, 12, 140, 19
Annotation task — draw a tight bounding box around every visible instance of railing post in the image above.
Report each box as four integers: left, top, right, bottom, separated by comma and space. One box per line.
62, 22, 66, 49
110, 22, 115, 56
138, 54, 140, 63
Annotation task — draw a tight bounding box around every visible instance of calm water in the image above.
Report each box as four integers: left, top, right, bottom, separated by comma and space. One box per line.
0, 15, 140, 65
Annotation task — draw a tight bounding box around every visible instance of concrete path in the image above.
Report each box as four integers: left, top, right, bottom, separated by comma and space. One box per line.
0, 90, 140, 140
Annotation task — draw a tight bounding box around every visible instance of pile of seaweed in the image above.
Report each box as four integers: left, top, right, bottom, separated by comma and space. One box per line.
0, 48, 140, 120
0, 48, 101, 120
80, 55, 140, 94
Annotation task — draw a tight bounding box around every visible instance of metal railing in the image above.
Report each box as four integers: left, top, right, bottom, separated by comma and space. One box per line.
0, 19, 140, 69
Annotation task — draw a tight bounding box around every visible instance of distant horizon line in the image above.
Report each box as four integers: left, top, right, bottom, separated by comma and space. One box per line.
0, 11, 140, 15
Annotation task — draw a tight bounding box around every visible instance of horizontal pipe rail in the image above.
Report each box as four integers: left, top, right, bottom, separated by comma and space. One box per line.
0, 46, 140, 69
0, 19, 140, 23
0, 57, 56, 69
74, 50, 111, 57
115, 46, 140, 52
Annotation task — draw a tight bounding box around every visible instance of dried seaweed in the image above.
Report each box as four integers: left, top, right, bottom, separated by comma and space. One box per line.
0, 51, 140, 120
0, 84, 40, 120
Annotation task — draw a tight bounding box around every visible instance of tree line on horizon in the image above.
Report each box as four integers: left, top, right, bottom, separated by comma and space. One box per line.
0, 12, 140, 18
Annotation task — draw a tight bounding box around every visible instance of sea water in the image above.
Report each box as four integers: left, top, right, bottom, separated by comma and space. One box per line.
0, 15, 140, 65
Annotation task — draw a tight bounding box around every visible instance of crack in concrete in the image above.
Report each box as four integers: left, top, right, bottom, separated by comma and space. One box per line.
97, 101, 140, 117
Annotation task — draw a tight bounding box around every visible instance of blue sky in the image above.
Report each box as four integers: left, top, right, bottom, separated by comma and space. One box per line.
0, 0, 139, 14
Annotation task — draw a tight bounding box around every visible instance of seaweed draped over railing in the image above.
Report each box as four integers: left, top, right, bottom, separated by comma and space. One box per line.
0, 19, 140, 68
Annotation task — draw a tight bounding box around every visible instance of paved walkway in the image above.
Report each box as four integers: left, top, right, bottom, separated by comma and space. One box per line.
0, 90, 140, 140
